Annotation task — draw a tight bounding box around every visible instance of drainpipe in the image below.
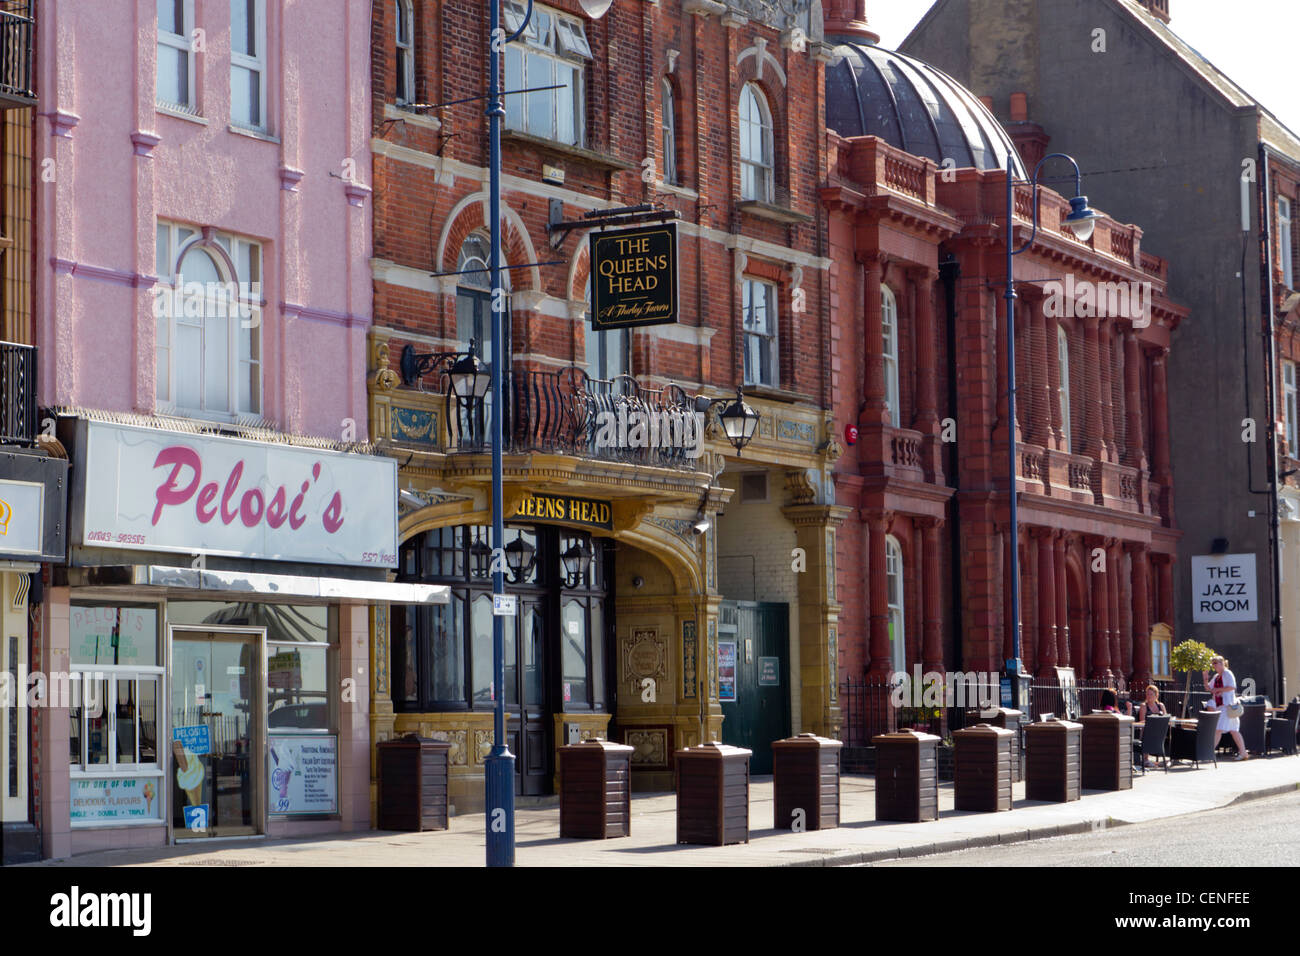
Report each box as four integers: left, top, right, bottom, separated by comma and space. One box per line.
1259, 142, 1286, 702
939, 254, 964, 724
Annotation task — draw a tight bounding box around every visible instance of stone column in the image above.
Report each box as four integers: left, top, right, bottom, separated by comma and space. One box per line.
1054, 532, 1070, 666
1108, 541, 1124, 680
910, 267, 943, 480
1043, 310, 1064, 451
1090, 537, 1112, 678
921, 518, 945, 673
1034, 527, 1058, 676
1154, 553, 1174, 626
1149, 348, 1173, 516
1025, 296, 1049, 447
1099, 321, 1117, 462
867, 511, 892, 675
1082, 316, 1103, 459
1123, 326, 1147, 470
862, 254, 889, 424
1128, 542, 1152, 686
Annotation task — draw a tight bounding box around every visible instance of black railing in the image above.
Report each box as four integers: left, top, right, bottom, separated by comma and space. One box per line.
0, 2, 33, 103
441, 365, 703, 470
0, 341, 36, 445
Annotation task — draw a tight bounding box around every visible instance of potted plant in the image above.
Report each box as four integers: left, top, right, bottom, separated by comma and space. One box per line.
1169, 639, 1217, 718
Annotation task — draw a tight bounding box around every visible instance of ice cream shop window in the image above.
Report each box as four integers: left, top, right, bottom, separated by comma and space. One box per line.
68, 604, 165, 826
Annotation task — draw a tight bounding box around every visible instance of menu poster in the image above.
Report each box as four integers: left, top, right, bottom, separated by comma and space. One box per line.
268, 735, 338, 815
718, 641, 737, 702
71, 776, 163, 823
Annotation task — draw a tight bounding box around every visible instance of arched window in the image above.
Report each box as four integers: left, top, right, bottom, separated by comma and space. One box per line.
155, 222, 261, 418
881, 284, 900, 427
1058, 324, 1072, 451
738, 83, 773, 202
395, 0, 415, 106
886, 535, 906, 675
661, 78, 678, 186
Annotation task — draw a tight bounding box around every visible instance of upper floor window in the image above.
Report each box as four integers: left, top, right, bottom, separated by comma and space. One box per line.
738, 83, 773, 202
230, 0, 267, 130
1285, 360, 1297, 455
661, 79, 678, 186
157, 0, 196, 112
1280, 196, 1294, 290
1058, 325, 1072, 451
742, 277, 777, 388
881, 284, 900, 427
155, 222, 262, 419
885, 535, 905, 675
395, 0, 415, 106
585, 276, 629, 380
503, 2, 590, 147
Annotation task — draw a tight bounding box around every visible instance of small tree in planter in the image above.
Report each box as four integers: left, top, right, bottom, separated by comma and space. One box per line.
1170, 639, 1217, 718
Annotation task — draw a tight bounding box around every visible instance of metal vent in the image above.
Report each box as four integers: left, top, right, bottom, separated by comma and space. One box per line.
740, 471, 768, 502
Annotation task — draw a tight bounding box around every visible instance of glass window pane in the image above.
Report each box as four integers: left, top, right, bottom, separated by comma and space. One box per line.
231, 0, 255, 56
556, 63, 576, 145
504, 612, 518, 708
204, 312, 231, 410
139, 680, 158, 764
268, 645, 329, 729
431, 597, 466, 703
70, 606, 159, 667
157, 46, 187, 106
86, 678, 110, 765
591, 601, 605, 708
505, 47, 523, 130
561, 600, 587, 707
232, 65, 260, 127
526, 54, 553, 138
471, 594, 494, 705
115, 679, 137, 764
156, 225, 170, 276
397, 607, 418, 704
68, 677, 82, 765
159, 0, 184, 36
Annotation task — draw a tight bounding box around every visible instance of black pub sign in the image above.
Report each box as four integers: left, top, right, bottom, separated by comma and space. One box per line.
589, 223, 677, 330
513, 492, 612, 530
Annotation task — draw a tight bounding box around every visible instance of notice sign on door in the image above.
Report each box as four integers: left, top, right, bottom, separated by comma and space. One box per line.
757, 657, 780, 687
1191, 553, 1258, 622
268, 735, 338, 815
717, 641, 737, 701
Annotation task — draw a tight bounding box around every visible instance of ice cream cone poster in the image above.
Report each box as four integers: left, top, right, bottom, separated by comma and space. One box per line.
70, 776, 163, 822
268, 734, 338, 815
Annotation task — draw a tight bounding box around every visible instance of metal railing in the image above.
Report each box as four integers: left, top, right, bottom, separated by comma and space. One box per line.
0, 1, 33, 103
0, 341, 36, 445
442, 365, 703, 470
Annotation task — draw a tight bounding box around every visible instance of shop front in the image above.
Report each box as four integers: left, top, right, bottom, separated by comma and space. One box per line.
37, 416, 446, 859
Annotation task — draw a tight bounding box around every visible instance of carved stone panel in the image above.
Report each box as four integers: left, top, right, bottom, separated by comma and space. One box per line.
623, 627, 667, 696
625, 728, 669, 768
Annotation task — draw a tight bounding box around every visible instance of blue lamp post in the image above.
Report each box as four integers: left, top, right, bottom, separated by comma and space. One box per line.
1003, 151, 1098, 708
483, 0, 613, 869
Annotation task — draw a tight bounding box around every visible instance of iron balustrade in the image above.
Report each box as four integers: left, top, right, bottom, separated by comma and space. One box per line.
439, 365, 702, 469
0, 1, 33, 103
0, 341, 36, 445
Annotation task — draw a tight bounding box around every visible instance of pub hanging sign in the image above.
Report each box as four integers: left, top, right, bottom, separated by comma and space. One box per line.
589, 223, 678, 330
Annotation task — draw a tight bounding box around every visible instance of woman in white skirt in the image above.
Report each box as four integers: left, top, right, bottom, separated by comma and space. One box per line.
1202, 655, 1248, 760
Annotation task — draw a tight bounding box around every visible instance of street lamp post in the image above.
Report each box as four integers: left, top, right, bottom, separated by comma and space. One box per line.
1004, 152, 1098, 710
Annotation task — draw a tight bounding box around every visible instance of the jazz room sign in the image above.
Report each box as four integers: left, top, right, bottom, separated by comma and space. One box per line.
1190, 553, 1257, 623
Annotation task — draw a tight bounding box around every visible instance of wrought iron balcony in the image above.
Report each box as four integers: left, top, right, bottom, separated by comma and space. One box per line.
0, 2, 33, 106
0, 340, 36, 445
436, 365, 704, 471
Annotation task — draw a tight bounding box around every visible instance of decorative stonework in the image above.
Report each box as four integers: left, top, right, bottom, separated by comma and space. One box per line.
682, 620, 698, 699
427, 729, 468, 766
391, 406, 438, 445
785, 469, 817, 505
778, 418, 816, 443
473, 729, 493, 763
828, 625, 838, 702
372, 604, 390, 696
625, 729, 668, 767
708, 621, 717, 697
645, 514, 695, 542
623, 627, 667, 695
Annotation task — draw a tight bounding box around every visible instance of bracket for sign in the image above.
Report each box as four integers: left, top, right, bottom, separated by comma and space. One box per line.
547, 203, 679, 250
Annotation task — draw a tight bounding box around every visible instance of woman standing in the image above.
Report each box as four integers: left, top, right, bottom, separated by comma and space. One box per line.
1203, 655, 1248, 760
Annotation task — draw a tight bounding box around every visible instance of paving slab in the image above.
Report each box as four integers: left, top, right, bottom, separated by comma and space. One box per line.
25, 753, 1300, 867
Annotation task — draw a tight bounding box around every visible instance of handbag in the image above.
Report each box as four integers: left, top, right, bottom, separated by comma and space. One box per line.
1227, 698, 1244, 719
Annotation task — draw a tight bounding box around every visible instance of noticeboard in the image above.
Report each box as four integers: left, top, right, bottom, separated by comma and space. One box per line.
717, 641, 737, 702
1055, 666, 1081, 721
589, 223, 678, 330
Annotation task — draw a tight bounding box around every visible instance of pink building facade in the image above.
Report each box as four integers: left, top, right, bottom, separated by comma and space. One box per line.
26, 2, 430, 860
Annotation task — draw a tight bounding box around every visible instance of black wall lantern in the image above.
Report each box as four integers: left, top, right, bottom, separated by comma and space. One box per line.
401, 338, 491, 403
560, 538, 593, 587
504, 534, 537, 583
694, 388, 761, 455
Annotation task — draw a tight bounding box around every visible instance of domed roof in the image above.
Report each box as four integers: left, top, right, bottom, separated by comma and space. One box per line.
826, 41, 1027, 178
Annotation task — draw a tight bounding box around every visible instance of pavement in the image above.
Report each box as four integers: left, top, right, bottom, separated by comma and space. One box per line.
27, 753, 1300, 867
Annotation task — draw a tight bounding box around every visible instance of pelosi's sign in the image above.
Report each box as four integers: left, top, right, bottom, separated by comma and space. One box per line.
71, 420, 398, 568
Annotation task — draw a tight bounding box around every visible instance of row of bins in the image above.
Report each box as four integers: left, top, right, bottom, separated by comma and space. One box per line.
376, 711, 1133, 844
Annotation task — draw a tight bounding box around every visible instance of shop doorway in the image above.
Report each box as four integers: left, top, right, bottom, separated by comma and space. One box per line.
170, 627, 264, 839
718, 601, 791, 774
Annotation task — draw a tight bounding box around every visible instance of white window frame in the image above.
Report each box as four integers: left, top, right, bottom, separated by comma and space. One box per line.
886, 535, 906, 676
1280, 196, 1294, 290
503, 2, 589, 147
395, 0, 415, 106
739, 83, 774, 203
584, 276, 629, 380
157, 0, 197, 113
742, 277, 778, 388
1285, 360, 1297, 455
881, 284, 900, 427
1058, 324, 1072, 451
661, 78, 677, 186
230, 0, 268, 131
156, 221, 263, 421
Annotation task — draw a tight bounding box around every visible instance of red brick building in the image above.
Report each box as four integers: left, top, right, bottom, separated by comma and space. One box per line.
820, 8, 1186, 717
365, 0, 848, 804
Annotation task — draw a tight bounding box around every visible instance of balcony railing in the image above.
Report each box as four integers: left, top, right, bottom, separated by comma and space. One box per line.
0, 2, 33, 105
439, 365, 703, 471
0, 341, 36, 445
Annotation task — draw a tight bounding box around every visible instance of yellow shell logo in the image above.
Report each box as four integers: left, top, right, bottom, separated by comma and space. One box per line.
0, 497, 9, 536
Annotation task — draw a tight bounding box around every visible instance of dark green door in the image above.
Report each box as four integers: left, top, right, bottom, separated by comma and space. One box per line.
718, 601, 790, 774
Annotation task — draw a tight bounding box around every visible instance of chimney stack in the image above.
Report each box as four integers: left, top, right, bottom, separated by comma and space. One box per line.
823, 0, 880, 44
1004, 92, 1051, 171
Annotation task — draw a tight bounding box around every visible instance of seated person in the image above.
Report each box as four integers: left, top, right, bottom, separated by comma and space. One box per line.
1137, 685, 1167, 723
1099, 688, 1119, 712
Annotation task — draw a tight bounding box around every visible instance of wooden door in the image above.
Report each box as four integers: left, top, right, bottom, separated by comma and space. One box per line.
506, 600, 550, 795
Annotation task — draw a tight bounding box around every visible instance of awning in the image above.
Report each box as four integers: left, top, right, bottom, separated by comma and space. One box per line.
86, 565, 450, 604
